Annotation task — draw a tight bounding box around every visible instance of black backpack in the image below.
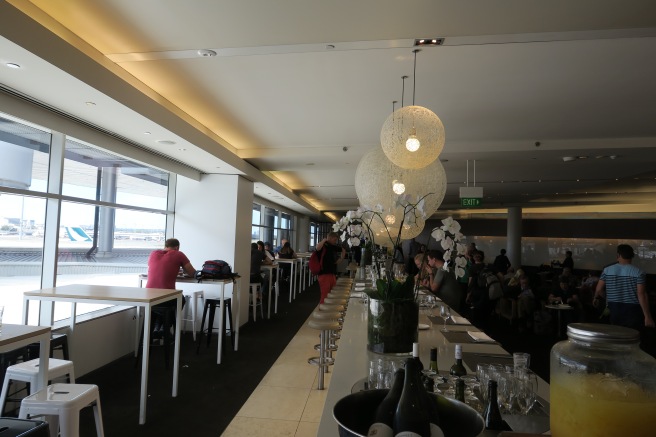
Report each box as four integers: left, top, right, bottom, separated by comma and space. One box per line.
195, 260, 234, 280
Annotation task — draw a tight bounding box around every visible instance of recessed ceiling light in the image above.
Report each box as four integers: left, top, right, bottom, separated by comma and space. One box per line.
156, 140, 176, 145
177, 148, 186, 151
306, 163, 315, 166
577, 156, 588, 159
85, 101, 96, 106
6, 62, 21, 69
197, 49, 217, 57
414, 38, 444, 46
144, 132, 151, 135
562, 156, 576, 162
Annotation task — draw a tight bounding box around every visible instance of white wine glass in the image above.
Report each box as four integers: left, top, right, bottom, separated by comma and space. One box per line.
516, 370, 538, 415
440, 305, 451, 332
497, 373, 517, 414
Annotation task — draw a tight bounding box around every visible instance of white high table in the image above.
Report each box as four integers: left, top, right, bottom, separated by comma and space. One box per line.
260, 264, 279, 318
275, 258, 299, 302
23, 284, 182, 425
316, 294, 550, 437
0, 324, 51, 394
138, 275, 242, 364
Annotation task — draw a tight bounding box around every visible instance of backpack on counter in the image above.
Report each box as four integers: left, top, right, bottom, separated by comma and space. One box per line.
309, 248, 326, 275
195, 260, 234, 280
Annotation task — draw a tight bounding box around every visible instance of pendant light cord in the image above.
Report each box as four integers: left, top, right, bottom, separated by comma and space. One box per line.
412, 49, 420, 106
401, 76, 407, 108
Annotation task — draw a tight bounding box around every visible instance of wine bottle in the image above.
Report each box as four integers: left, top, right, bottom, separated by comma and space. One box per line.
367, 368, 405, 437
483, 380, 504, 430
449, 344, 467, 377
393, 358, 430, 437
454, 378, 465, 403
428, 347, 438, 374
412, 342, 424, 371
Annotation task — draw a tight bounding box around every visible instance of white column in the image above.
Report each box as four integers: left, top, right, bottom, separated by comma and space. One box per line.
174, 174, 253, 327
507, 207, 522, 269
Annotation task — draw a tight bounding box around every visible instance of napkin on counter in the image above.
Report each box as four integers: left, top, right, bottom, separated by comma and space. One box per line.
467, 331, 496, 343
450, 315, 470, 325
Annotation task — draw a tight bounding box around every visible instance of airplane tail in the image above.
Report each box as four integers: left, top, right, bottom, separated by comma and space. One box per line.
65, 226, 92, 242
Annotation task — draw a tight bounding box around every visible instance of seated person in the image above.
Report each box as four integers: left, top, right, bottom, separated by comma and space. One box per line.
413, 253, 431, 289
517, 275, 536, 330
426, 250, 463, 312
250, 243, 267, 298
503, 268, 524, 299
263, 242, 276, 260
277, 241, 297, 281
549, 276, 580, 306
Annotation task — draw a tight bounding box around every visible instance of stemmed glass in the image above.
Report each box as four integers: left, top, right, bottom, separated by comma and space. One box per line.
440, 305, 451, 332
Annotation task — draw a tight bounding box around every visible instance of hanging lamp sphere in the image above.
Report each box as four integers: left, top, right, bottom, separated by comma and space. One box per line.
392, 180, 406, 195
355, 148, 447, 219
380, 105, 445, 169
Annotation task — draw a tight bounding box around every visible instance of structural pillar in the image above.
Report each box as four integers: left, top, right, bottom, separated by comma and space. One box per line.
507, 207, 522, 269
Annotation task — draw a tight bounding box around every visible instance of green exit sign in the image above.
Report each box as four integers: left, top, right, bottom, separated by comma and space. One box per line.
460, 197, 482, 207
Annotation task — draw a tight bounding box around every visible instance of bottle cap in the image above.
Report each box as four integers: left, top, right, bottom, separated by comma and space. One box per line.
413, 342, 420, 357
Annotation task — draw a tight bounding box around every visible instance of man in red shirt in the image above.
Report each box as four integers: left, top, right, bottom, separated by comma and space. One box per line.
146, 238, 196, 338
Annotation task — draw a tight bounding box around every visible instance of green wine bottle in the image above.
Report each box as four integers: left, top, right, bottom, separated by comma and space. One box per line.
449, 344, 467, 377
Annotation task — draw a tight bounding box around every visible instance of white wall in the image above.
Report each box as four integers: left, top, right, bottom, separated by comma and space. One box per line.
296, 215, 310, 252
174, 174, 254, 326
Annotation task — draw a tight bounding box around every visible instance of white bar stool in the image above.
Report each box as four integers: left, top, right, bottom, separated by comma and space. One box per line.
0, 358, 75, 415
19, 383, 104, 437
182, 290, 204, 340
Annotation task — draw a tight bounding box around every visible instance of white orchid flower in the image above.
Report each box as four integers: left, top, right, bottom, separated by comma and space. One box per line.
332, 223, 341, 232
443, 249, 452, 262
456, 242, 467, 256
373, 204, 384, 214
340, 230, 348, 242
395, 193, 411, 208
441, 217, 461, 234
349, 236, 361, 247
442, 263, 450, 272
455, 266, 465, 279
431, 228, 445, 241
440, 236, 454, 251
455, 256, 468, 268
454, 231, 464, 242
416, 197, 426, 219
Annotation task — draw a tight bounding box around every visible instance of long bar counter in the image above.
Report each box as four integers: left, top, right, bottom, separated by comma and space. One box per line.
317, 288, 550, 436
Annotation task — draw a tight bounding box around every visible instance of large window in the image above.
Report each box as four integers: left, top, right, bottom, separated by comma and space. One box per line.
0, 113, 171, 324
251, 202, 295, 249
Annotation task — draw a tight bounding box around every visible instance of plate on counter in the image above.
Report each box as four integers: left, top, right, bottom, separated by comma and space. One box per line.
418, 323, 430, 330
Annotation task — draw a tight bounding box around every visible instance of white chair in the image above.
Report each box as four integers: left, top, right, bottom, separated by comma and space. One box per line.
19, 383, 104, 437
249, 283, 264, 321
0, 358, 75, 416
182, 290, 205, 340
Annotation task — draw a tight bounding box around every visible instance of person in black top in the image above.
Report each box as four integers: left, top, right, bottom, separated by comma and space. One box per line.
493, 249, 511, 275
562, 250, 574, 270
315, 232, 346, 303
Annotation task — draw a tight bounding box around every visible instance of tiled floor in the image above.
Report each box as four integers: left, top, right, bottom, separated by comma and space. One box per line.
221, 309, 334, 437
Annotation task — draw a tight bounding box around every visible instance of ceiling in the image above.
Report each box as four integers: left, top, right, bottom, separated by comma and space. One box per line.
1, 0, 656, 222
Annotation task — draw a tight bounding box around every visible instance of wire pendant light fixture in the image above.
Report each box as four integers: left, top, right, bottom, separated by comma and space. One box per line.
380, 49, 445, 169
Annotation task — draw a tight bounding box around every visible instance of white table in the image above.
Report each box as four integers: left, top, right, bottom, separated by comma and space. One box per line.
0, 324, 51, 394
260, 264, 279, 318
23, 284, 182, 425
138, 275, 242, 364
275, 259, 298, 302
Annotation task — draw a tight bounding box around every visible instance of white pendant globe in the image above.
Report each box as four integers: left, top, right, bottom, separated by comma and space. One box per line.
380, 105, 445, 169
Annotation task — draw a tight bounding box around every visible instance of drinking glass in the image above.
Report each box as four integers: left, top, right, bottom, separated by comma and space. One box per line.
440, 305, 451, 332
497, 373, 518, 413
476, 364, 490, 402
516, 369, 538, 414
513, 352, 531, 373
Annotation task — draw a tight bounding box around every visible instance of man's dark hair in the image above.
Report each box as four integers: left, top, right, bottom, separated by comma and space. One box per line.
566, 250, 572, 256
617, 244, 635, 260
500, 249, 506, 255
251, 242, 258, 250
165, 238, 180, 248
427, 250, 444, 262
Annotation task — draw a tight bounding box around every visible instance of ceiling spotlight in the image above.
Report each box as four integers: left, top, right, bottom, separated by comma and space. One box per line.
197, 49, 217, 57
609, 155, 617, 159
562, 156, 576, 162
156, 140, 176, 145
85, 101, 96, 106
413, 38, 445, 46
577, 156, 589, 159
6, 62, 21, 69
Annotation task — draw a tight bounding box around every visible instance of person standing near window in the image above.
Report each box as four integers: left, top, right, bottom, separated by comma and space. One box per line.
315, 232, 345, 303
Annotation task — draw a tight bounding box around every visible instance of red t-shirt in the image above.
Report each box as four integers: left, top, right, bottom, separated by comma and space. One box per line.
146, 249, 191, 289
